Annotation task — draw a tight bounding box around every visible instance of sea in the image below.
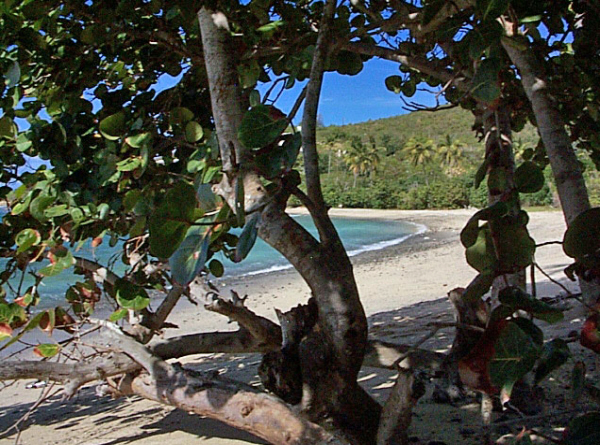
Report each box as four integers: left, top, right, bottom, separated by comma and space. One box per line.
0, 210, 425, 308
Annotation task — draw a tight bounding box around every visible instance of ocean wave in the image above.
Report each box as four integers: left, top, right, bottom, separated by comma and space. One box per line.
239, 221, 428, 277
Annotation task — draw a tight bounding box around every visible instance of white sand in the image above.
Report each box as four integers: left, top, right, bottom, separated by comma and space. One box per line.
0, 209, 582, 445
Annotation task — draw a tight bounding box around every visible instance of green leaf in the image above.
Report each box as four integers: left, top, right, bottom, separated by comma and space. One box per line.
15, 228, 42, 254
169, 226, 211, 285
476, 0, 511, 22
238, 105, 287, 149
196, 183, 217, 212
149, 181, 197, 258
30, 194, 56, 222
185, 121, 204, 143
38, 250, 75, 277
336, 52, 363, 76
116, 157, 142, 172
255, 133, 302, 178
125, 132, 152, 148
209, 259, 224, 277
234, 212, 260, 262
5, 61, 20, 88
498, 287, 564, 324
563, 208, 600, 259
490, 320, 542, 404
109, 308, 129, 322
534, 339, 570, 384
99, 112, 126, 140
0, 116, 17, 139
115, 278, 150, 311
472, 58, 501, 104
385, 75, 403, 94
170, 107, 194, 125
33, 343, 60, 358
465, 224, 498, 272
563, 412, 600, 445
515, 161, 545, 193
16, 133, 32, 152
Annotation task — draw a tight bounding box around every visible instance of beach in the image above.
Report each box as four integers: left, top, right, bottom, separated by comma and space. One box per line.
0, 208, 588, 445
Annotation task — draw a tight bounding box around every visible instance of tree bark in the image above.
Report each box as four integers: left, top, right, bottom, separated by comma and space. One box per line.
502, 38, 600, 305
480, 104, 526, 295
198, 7, 377, 443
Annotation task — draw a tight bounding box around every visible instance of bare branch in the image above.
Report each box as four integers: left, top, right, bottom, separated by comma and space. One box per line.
301, 0, 336, 218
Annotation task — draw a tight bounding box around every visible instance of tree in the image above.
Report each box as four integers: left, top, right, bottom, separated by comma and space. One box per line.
401, 136, 436, 184
437, 134, 466, 176
1, 1, 599, 444
344, 136, 380, 187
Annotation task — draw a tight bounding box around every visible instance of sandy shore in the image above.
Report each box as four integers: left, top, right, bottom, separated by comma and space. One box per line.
0, 209, 583, 445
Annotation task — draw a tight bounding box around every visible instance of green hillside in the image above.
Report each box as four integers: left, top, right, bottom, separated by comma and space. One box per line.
317, 106, 539, 149
305, 107, 553, 211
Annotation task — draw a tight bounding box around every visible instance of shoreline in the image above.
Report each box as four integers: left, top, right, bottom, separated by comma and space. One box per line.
0, 208, 579, 445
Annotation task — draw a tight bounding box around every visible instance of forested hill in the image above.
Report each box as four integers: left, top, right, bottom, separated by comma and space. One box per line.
317, 106, 538, 148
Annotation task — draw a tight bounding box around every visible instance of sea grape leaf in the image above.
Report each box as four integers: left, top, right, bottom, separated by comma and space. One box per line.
125, 132, 152, 148
234, 212, 260, 262
490, 320, 542, 404
5, 61, 21, 88
30, 194, 56, 222
38, 249, 75, 277
534, 338, 570, 384
15, 228, 42, 253
385, 75, 403, 94
209, 259, 224, 277
254, 133, 302, 179
0, 116, 17, 139
476, 0, 511, 22
563, 208, 600, 259
498, 287, 564, 324
109, 308, 129, 322
515, 161, 545, 193
196, 183, 217, 212
170, 107, 194, 125
99, 112, 126, 140
238, 105, 287, 149
185, 121, 204, 143
563, 412, 600, 445
169, 227, 211, 286
472, 58, 501, 104
494, 222, 536, 272
149, 181, 197, 258
115, 278, 150, 311
465, 224, 498, 273
0, 323, 12, 341
33, 343, 60, 358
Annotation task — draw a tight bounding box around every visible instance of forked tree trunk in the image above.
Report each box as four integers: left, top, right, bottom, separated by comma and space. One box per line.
502, 40, 600, 306
198, 7, 379, 444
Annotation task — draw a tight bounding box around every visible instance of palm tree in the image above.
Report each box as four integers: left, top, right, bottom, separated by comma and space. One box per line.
401, 136, 436, 184
344, 136, 380, 187
437, 134, 466, 176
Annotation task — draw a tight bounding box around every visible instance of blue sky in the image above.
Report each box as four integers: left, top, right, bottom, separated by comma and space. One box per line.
257, 57, 440, 126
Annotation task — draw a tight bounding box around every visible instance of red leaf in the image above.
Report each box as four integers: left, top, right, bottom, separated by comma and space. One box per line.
458, 319, 508, 394
0, 323, 13, 337
91, 237, 103, 248
580, 313, 600, 353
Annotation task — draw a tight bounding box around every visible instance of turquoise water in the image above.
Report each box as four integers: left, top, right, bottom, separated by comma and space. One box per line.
0, 211, 424, 308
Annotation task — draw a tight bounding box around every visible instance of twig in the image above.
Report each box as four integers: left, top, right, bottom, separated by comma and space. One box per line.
533, 262, 573, 296
536, 241, 563, 248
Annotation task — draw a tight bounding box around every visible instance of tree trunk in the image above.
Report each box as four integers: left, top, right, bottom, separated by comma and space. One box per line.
480, 104, 526, 296
502, 39, 600, 306
198, 7, 378, 443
